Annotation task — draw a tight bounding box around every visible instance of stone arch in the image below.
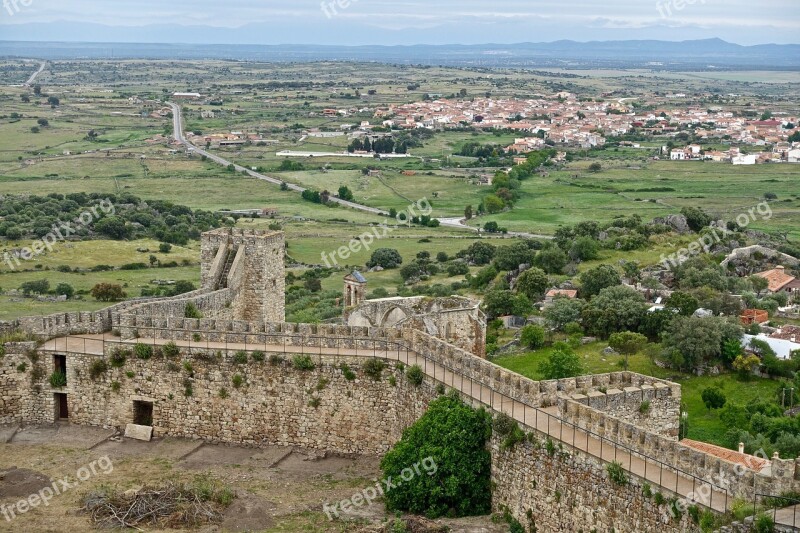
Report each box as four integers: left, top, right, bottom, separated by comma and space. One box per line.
380, 306, 411, 327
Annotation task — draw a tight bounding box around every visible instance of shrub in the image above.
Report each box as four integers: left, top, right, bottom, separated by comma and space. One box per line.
251, 350, 265, 362
292, 355, 315, 371
183, 361, 194, 375
340, 363, 356, 380
184, 302, 203, 319
701, 386, 727, 410
606, 461, 628, 486
134, 343, 153, 360
308, 397, 321, 409
16, 362, 27, 373
639, 400, 651, 414
380, 392, 492, 518
162, 342, 180, 358
753, 514, 775, 533
231, 374, 243, 388
269, 354, 284, 366
89, 359, 108, 379
109, 348, 128, 368
362, 359, 386, 380
219, 388, 229, 399
406, 364, 423, 386
49, 371, 67, 388
111, 381, 121, 393
125, 371, 135, 379
520, 324, 546, 349
233, 351, 248, 364
192, 333, 201, 342
653, 492, 666, 505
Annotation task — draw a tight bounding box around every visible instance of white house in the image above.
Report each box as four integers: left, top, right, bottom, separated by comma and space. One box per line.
788, 149, 800, 163
732, 154, 757, 165
742, 334, 800, 360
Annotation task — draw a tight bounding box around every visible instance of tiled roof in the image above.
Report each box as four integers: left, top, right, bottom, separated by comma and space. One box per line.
681, 439, 770, 472
755, 267, 795, 292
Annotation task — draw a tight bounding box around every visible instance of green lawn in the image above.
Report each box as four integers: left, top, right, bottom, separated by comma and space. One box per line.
493, 343, 789, 448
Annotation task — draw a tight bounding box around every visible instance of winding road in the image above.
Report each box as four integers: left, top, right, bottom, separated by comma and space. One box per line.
170, 102, 551, 239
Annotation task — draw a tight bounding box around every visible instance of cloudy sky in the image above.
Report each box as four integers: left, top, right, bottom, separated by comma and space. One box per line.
0, 0, 798, 45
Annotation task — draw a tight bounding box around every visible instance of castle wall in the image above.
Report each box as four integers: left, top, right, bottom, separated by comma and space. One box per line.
491, 433, 699, 532
2, 343, 437, 455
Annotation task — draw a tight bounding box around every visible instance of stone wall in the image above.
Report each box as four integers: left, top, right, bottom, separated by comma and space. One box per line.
564, 381, 681, 438
491, 432, 699, 532
346, 296, 486, 357
17, 346, 438, 455
0, 342, 54, 424
200, 227, 285, 323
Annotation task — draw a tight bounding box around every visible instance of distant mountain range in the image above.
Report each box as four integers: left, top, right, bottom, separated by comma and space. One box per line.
1, 37, 798, 69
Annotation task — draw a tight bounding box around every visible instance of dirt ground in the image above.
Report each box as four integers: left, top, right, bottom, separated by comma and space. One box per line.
0, 424, 506, 533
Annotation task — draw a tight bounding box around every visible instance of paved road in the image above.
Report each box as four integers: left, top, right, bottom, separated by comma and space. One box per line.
25, 61, 46, 86
44, 333, 730, 514
169, 102, 389, 217
438, 216, 554, 240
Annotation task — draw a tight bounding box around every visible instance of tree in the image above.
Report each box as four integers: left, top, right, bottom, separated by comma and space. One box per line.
94, 216, 130, 240
588, 162, 602, 172
544, 297, 585, 331
520, 324, 546, 349
579, 264, 621, 298
159, 242, 172, 254
733, 354, 761, 378
533, 246, 568, 275
665, 291, 699, 316
483, 195, 505, 214
464, 205, 473, 220
37, 118, 49, 127
54, 283, 74, 299
701, 387, 727, 410
749, 275, 769, 297
539, 344, 584, 379
457, 241, 496, 266
661, 316, 743, 371
20, 279, 50, 295
90, 283, 126, 302
380, 393, 492, 518
367, 248, 403, 269
47, 96, 60, 107
609, 331, 648, 370
681, 206, 711, 232
481, 290, 531, 319
582, 286, 648, 338
436, 251, 449, 263
494, 242, 535, 271
515, 267, 548, 302
30, 126, 40, 134
337, 186, 354, 201
304, 277, 322, 292
569, 237, 599, 261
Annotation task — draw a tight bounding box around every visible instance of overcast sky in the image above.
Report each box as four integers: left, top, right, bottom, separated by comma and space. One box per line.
1, 0, 798, 45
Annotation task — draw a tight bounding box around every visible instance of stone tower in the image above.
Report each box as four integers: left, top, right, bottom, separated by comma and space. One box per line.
343, 271, 367, 307
201, 228, 285, 323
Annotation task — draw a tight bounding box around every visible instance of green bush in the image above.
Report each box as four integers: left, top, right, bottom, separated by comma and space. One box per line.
292, 355, 315, 371
753, 514, 775, 533
380, 392, 492, 518
89, 359, 108, 380
406, 364, 424, 386
606, 461, 628, 486
184, 302, 203, 319
49, 371, 67, 388
109, 348, 128, 368
251, 350, 265, 362
520, 324, 546, 349
162, 342, 180, 358
269, 354, 284, 366
232, 374, 243, 388
340, 363, 356, 381
362, 359, 386, 380
134, 343, 153, 360
233, 351, 248, 364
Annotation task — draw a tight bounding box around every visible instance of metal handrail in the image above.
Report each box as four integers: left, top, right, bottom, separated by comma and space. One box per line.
755, 493, 800, 529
